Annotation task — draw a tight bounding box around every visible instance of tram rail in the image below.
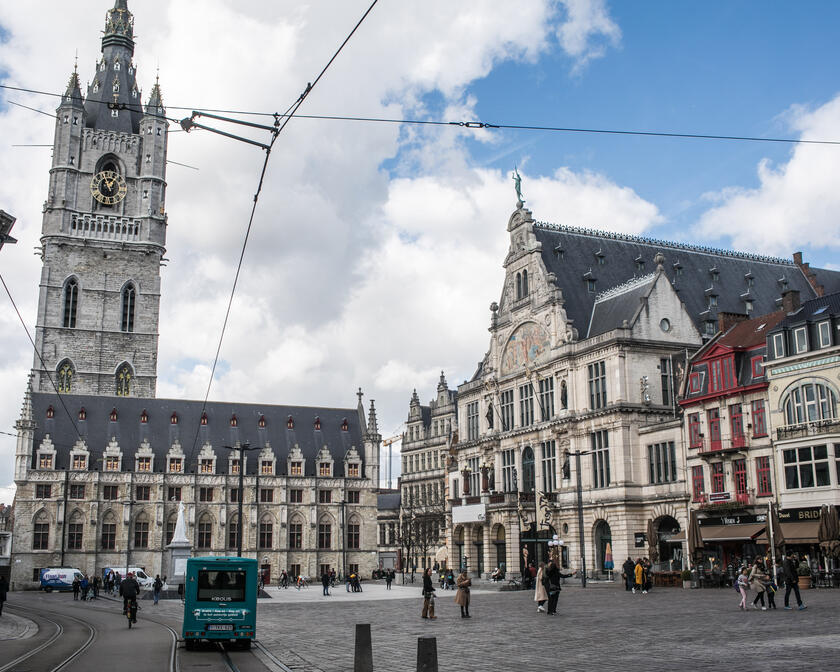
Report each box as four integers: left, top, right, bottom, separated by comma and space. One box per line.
2, 603, 95, 672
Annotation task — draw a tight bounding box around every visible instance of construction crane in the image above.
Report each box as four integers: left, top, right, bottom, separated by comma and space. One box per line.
381, 428, 404, 489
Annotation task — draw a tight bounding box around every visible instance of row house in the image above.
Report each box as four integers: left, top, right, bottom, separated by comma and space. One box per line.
11, 387, 381, 589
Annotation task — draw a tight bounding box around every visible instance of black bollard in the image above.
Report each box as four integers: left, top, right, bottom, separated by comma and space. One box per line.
416, 637, 438, 672
354, 623, 373, 672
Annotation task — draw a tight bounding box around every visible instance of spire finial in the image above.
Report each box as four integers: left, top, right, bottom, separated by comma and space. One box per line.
512, 166, 524, 207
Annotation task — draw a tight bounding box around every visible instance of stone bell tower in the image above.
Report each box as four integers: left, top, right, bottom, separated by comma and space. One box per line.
31, 0, 168, 398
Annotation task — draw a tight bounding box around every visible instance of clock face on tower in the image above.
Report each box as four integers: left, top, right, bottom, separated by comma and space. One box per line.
90, 170, 127, 205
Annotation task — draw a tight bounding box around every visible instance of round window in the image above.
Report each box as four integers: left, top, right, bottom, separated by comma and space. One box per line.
660, 318, 671, 333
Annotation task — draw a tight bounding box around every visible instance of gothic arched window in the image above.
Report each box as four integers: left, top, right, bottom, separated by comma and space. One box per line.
63, 278, 78, 328
522, 269, 529, 297
121, 282, 136, 332
515, 273, 522, 300
116, 363, 133, 397
57, 359, 75, 393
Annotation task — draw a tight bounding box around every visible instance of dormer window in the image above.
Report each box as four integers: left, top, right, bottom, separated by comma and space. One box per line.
200, 412, 208, 426
290, 461, 302, 476
554, 245, 564, 259
673, 263, 683, 276
46, 405, 55, 419
818, 321, 832, 348
100, 60, 106, 72
709, 295, 718, 308
170, 412, 178, 425
230, 414, 238, 428
287, 416, 294, 429
587, 279, 596, 293
341, 418, 349, 432
745, 300, 754, 314
314, 416, 321, 431
635, 257, 645, 272
709, 268, 719, 281
595, 250, 605, 265
705, 321, 716, 336
79, 407, 87, 421
93, 80, 100, 93
258, 415, 266, 428
772, 332, 785, 358
110, 408, 118, 422
114, 59, 121, 71
793, 326, 808, 354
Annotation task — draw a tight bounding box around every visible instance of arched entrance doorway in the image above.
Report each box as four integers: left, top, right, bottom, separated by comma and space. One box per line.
593, 520, 612, 576
520, 524, 557, 576
473, 526, 484, 575
654, 515, 682, 570
453, 526, 464, 570
492, 524, 506, 573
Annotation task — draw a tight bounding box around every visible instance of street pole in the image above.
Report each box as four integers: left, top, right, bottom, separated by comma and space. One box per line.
341, 499, 347, 580
225, 442, 255, 558
575, 451, 587, 588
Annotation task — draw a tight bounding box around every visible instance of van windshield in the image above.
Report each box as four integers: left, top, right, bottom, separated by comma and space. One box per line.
196, 570, 246, 602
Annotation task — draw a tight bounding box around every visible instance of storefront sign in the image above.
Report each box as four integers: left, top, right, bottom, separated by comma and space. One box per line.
634, 532, 647, 548
708, 492, 731, 502
452, 503, 487, 524
699, 513, 766, 526
778, 507, 823, 522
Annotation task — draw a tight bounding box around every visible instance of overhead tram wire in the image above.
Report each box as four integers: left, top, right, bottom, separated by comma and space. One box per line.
182, 0, 381, 467
3, 81, 840, 147
0, 274, 82, 441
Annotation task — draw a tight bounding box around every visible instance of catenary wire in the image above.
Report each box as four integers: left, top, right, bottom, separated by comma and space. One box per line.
183, 0, 381, 466
0, 273, 82, 439
3, 81, 839, 146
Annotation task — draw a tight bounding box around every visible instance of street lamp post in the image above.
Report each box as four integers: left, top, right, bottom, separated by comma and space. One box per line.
340, 499, 347, 580
224, 442, 257, 557
565, 450, 591, 588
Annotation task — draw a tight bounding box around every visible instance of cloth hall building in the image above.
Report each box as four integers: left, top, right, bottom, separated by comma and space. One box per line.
10, 1, 381, 589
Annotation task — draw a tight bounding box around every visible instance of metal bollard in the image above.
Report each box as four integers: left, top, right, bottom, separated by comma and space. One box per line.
354, 623, 373, 672
416, 636, 438, 672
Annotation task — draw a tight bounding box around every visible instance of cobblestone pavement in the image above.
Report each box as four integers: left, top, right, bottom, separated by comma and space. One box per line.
0, 611, 38, 640
253, 582, 840, 672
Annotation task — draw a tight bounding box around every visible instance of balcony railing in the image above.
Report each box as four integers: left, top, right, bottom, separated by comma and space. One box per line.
735, 492, 753, 505
776, 418, 840, 441
695, 437, 750, 457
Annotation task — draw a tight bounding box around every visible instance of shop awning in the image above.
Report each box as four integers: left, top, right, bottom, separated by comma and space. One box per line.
699, 523, 766, 542
754, 521, 821, 545
668, 530, 686, 541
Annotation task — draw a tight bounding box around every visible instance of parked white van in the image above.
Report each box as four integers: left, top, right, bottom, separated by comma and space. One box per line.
102, 566, 166, 590
40, 567, 83, 592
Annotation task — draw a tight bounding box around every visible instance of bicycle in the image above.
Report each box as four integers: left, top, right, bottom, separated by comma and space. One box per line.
126, 597, 138, 628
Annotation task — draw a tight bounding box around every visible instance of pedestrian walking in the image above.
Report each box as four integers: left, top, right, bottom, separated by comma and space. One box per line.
92, 575, 100, 599
385, 568, 393, 590
72, 576, 80, 601
736, 567, 749, 610
622, 557, 635, 592
748, 560, 767, 610
280, 570, 288, 589
534, 562, 548, 613
153, 574, 163, 605
633, 559, 645, 594
455, 569, 471, 618
0, 575, 8, 616
421, 568, 437, 620
321, 569, 331, 596
545, 560, 562, 615
782, 552, 806, 610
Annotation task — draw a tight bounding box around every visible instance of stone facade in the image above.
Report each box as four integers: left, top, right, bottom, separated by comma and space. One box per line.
399, 374, 454, 570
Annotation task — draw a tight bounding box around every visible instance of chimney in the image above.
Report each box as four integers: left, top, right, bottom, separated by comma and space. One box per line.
717, 312, 748, 333
793, 251, 825, 297
781, 289, 801, 313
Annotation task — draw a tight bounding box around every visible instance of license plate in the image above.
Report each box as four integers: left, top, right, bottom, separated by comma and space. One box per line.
207, 624, 234, 631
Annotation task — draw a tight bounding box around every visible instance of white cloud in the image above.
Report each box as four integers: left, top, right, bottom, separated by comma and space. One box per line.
555, 0, 622, 72
695, 94, 840, 255
0, 0, 634, 488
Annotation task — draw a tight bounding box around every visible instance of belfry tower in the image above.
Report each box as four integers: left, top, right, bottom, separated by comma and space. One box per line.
32, 0, 168, 398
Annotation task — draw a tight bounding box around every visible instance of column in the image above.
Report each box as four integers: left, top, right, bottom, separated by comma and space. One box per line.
482, 521, 493, 578
463, 525, 473, 573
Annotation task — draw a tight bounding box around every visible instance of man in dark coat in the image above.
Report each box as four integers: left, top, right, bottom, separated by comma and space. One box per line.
545, 560, 562, 615
0, 575, 8, 615
120, 572, 141, 620
783, 553, 806, 610
321, 569, 331, 596
622, 557, 635, 591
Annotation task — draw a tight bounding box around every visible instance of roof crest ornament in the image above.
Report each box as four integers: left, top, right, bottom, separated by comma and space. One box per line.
594, 272, 657, 303
534, 220, 794, 266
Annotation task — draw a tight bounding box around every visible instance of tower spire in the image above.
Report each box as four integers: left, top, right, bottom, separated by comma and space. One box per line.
102, 0, 135, 54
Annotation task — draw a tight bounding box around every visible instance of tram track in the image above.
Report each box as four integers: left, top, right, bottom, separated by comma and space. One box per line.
2, 603, 95, 672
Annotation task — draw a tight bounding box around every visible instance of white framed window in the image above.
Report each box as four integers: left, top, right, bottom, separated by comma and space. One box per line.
793, 326, 808, 354
818, 321, 832, 348
772, 332, 785, 358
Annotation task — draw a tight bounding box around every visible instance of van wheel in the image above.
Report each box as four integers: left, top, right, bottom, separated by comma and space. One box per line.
238, 639, 251, 650
184, 639, 196, 651
44, 587, 52, 593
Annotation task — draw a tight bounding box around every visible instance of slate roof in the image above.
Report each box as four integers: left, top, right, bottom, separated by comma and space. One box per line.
377, 492, 401, 510
587, 274, 657, 338
717, 312, 787, 349
29, 392, 365, 477
775, 291, 840, 330
533, 222, 840, 334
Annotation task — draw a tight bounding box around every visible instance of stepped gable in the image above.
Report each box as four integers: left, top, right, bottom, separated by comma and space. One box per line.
29, 393, 363, 477
587, 273, 657, 338
532, 222, 836, 333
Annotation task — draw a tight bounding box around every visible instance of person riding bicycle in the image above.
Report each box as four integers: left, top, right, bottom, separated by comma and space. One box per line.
120, 572, 141, 622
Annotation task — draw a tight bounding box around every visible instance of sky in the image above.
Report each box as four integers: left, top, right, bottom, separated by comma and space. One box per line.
1, 0, 839, 503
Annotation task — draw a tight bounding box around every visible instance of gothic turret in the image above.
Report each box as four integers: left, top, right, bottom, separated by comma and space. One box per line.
52, 66, 86, 169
